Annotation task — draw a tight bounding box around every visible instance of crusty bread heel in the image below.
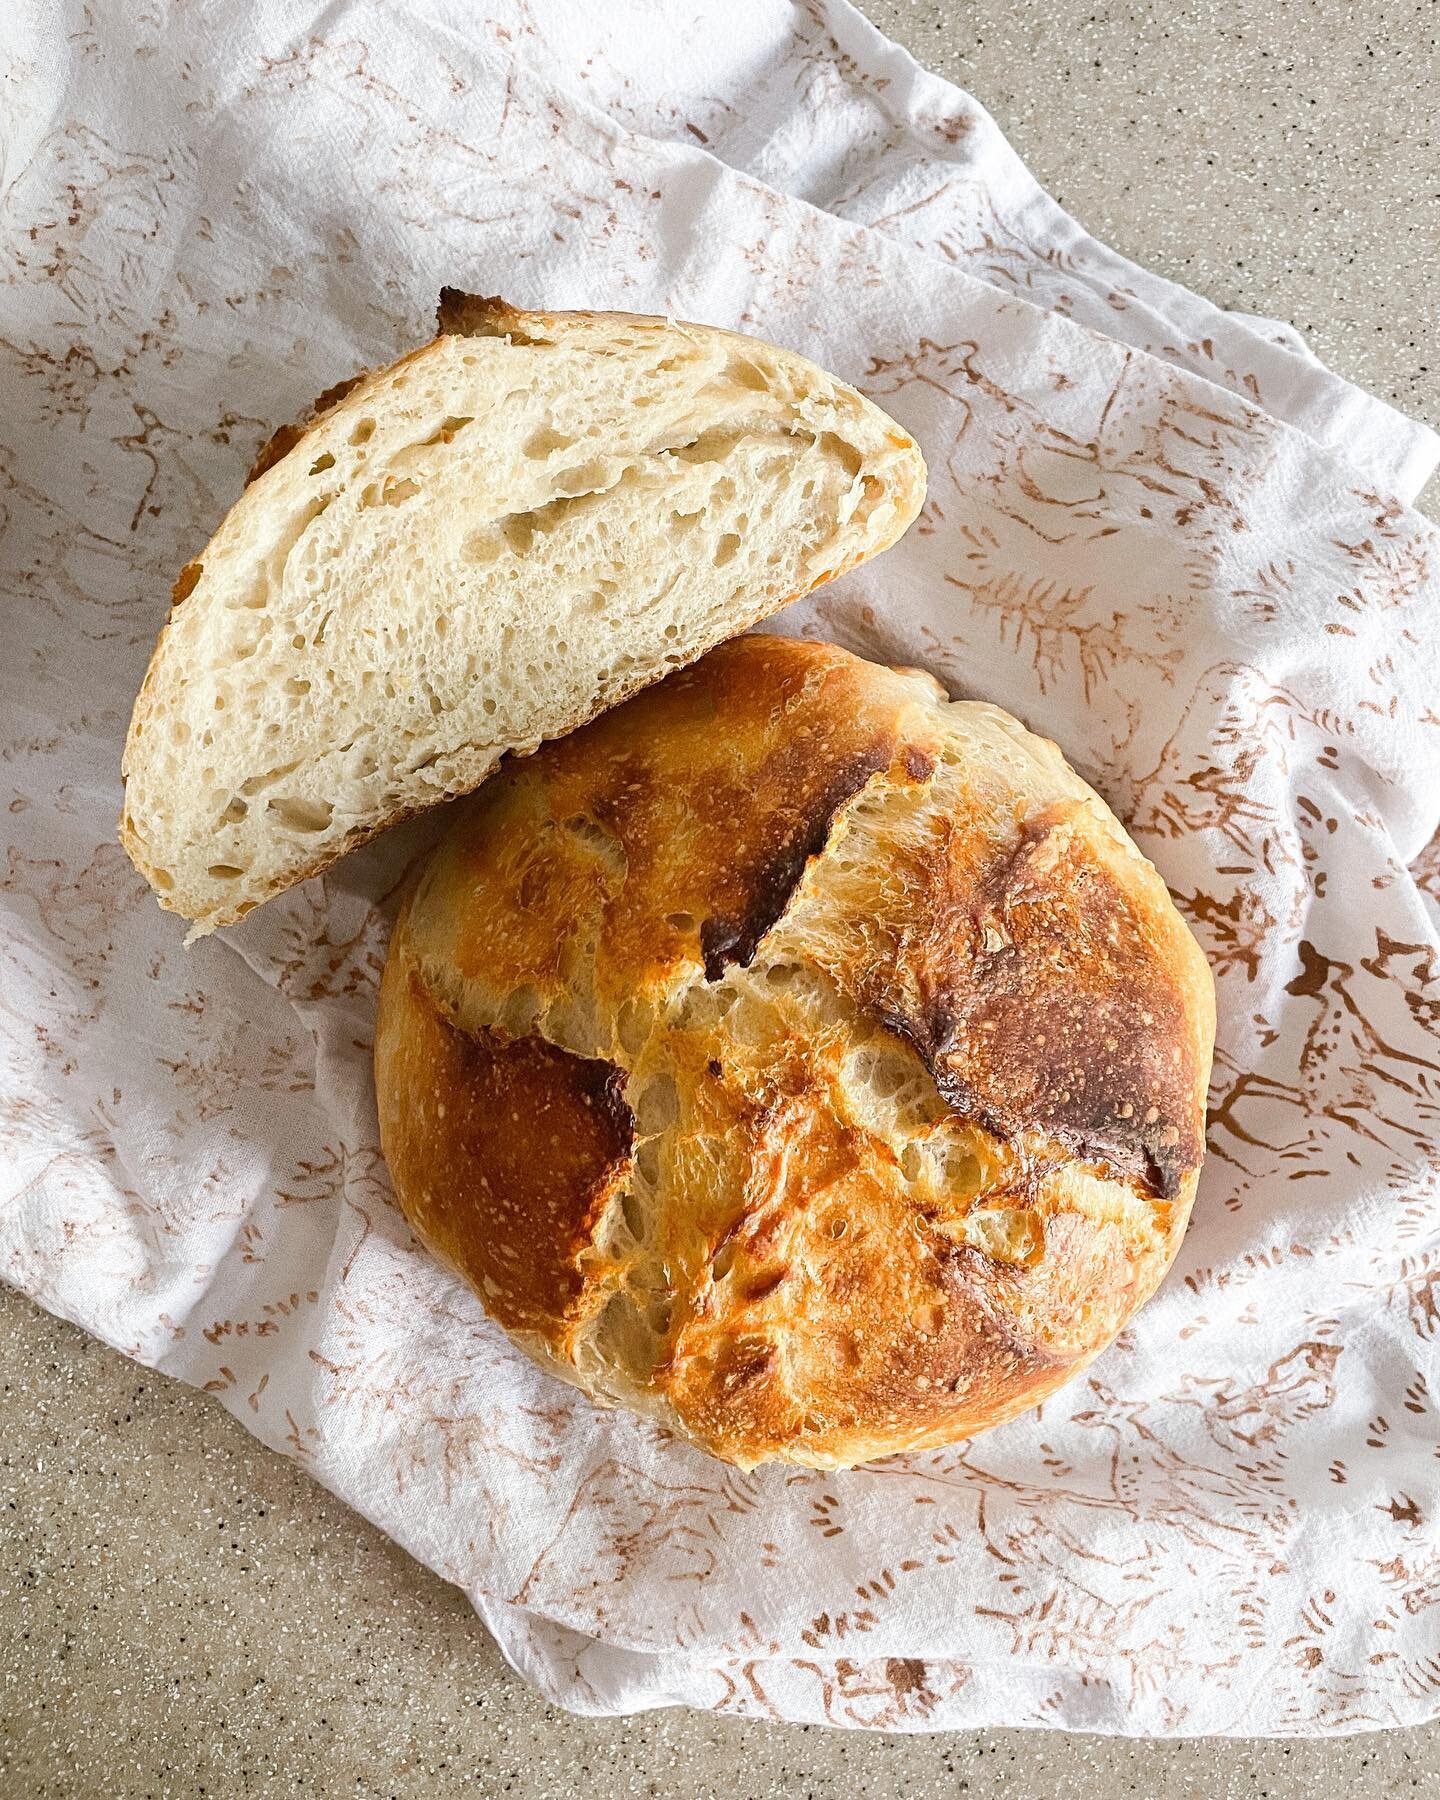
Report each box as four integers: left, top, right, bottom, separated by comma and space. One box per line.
121, 295, 925, 935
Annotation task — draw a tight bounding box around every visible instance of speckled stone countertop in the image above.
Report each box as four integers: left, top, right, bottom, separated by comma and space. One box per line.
4, 3, 1438, 1794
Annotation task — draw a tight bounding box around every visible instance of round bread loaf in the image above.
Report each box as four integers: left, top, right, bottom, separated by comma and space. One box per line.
375, 636, 1215, 1469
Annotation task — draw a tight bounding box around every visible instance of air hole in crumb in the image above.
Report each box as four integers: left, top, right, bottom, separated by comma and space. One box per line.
522, 425, 576, 460
712, 532, 740, 567
724, 356, 771, 392
309, 452, 336, 474
285, 678, 311, 698
634, 1140, 660, 1188
635, 1074, 679, 1135
153, 868, 175, 892
463, 529, 502, 565
665, 912, 696, 933
820, 432, 864, 479
240, 760, 302, 797
349, 419, 375, 445
503, 514, 535, 556
553, 458, 608, 497
221, 798, 248, 824
267, 795, 333, 833
710, 1241, 737, 1280
208, 862, 245, 880
621, 1189, 647, 1240
617, 998, 654, 1058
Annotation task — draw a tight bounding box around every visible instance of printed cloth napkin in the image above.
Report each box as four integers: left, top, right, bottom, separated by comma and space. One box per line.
2, 0, 1438, 1736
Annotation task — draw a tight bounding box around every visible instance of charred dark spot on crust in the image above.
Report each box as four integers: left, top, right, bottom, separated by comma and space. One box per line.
437, 288, 549, 344
699, 743, 896, 981
171, 560, 203, 606
404, 979, 635, 1331
245, 373, 365, 485
578, 1058, 634, 1142
437, 286, 505, 334
310, 372, 365, 415
868, 808, 1202, 1200
904, 745, 936, 781
247, 422, 306, 485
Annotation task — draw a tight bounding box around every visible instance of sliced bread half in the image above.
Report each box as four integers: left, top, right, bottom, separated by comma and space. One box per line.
120, 293, 925, 935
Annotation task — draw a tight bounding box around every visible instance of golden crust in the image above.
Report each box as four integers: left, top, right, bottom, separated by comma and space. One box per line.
375, 636, 1215, 1468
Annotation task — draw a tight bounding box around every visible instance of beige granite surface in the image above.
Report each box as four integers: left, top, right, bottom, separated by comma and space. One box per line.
4, 2, 1439, 1793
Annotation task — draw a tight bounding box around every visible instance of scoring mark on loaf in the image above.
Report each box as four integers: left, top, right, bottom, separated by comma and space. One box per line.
862, 804, 1203, 1199
696, 741, 928, 982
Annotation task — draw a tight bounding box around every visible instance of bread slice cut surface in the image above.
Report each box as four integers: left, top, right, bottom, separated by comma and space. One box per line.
121, 294, 925, 934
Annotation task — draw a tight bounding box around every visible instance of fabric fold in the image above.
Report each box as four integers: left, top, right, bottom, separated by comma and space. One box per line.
2, 0, 1438, 1737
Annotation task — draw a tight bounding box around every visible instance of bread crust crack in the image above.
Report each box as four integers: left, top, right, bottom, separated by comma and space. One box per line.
375, 637, 1215, 1468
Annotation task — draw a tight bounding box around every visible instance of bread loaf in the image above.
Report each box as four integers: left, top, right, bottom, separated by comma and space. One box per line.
120, 295, 924, 935
375, 636, 1215, 1469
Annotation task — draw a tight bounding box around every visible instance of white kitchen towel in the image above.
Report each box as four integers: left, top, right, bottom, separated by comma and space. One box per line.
2, 0, 1438, 1737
